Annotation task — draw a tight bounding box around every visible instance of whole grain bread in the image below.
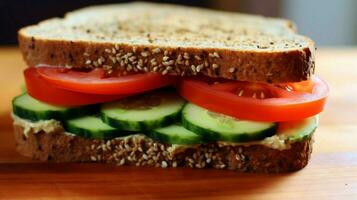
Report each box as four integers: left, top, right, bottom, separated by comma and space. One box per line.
13, 123, 313, 173
18, 2, 315, 83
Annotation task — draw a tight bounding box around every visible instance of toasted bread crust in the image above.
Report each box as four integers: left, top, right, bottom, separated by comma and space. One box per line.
18, 36, 315, 83
14, 124, 313, 173
18, 2, 315, 83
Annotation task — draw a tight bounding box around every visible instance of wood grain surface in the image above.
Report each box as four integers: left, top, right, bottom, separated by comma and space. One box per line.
0, 47, 356, 199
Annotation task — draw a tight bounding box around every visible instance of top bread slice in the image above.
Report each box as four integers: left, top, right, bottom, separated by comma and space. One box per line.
18, 2, 315, 83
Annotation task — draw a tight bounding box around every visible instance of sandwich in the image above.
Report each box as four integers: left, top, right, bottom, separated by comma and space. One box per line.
13, 2, 328, 173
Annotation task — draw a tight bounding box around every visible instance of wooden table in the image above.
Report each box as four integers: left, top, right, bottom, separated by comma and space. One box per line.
0, 47, 356, 199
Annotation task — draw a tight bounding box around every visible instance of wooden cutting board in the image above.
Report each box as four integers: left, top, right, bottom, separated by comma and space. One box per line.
0, 47, 356, 199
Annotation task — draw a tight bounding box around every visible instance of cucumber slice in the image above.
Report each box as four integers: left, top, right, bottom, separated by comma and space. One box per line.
278, 116, 318, 142
182, 103, 277, 142
148, 124, 203, 145
64, 116, 130, 139
12, 93, 93, 122
101, 90, 185, 131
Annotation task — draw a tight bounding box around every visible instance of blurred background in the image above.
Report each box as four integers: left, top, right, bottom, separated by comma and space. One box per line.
0, 0, 356, 46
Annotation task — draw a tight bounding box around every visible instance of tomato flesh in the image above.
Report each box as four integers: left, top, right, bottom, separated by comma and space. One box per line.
24, 68, 127, 106
178, 76, 328, 122
28, 66, 328, 121
37, 67, 176, 95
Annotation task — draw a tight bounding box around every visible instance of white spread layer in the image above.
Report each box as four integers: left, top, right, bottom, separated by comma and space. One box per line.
12, 113, 313, 151
12, 113, 62, 137
217, 134, 290, 150
12, 113, 76, 137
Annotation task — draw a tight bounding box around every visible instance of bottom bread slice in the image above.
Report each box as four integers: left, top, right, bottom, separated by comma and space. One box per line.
13, 124, 313, 173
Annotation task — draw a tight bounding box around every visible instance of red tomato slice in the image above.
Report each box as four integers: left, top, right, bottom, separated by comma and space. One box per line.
24, 67, 126, 106
36, 67, 176, 95
178, 76, 328, 122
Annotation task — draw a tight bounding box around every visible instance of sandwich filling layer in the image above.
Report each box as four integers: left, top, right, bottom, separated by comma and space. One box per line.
12, 112, 317, 152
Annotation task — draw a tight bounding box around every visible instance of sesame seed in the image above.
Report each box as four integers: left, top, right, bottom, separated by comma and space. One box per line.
183, 52, 190, 60
116, 52, 122, 57
191, 65, 196, 72
130, 151, 135, 157
213, 52, 220, 58
120, 60, 125, 67
85, 60, 92, 65
114, 44, 120, 50
152, 48, 161, 54
141, 51, 149, 57
127, 156, 132, 162
119, 158, 125, 165
212, 64, 219, 69
201, 162, 206, 168
172, 161, 177, 168
164, 50, 169, 56
129, 56, 136, 62
93, 61, 99, 67
143, 67, 148, 72
194, 55, 202, 60
124, 144, 131, 151
161, 161, 168, 168
235, 154, 241, 161
110, 48, 116, 54
109, 56, 116, 64
143, 154, 148, 160
204, 61, 209, 67
153, 66, 158, 72
206, 158, 211, 163
160, 145, 165, 151
163, 60, 174, 66
196, 64, 203, 72
105, 48, 111, 53
91, 144, 95, 150
97, 59, 102, 65
132, 47, 137, 53
229, 67, 236, 73
162, 69, 168, 75
90, 156, 97, 161
204, 153, 210, 158
185, 60, 190, 66
147, 160, 154, 165
83, 52, 90, 57
163, 56, 170, 61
